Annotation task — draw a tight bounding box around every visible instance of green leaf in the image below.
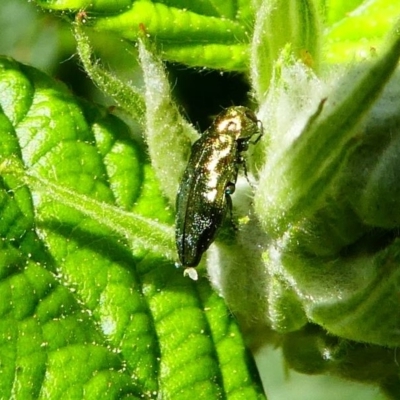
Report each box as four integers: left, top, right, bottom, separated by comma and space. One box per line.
282, 325, 400, 385
0, 56, 265, 399
255, 19, 400, 237
250, 0, 321, 102
35, 0, 255, 71
252, 18, 400, 347
137, 35, 200, 204
324, 0, 400, 63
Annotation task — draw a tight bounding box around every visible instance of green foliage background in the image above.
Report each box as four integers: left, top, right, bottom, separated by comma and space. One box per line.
1, 0, 400, 399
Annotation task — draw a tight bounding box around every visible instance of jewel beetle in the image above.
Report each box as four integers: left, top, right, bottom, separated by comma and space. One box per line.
175, 106, 263, 279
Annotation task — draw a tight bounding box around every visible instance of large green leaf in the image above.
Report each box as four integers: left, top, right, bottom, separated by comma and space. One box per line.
0, 56, 265, 399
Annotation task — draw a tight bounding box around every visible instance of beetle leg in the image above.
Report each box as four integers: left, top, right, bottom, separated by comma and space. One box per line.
239, 156, 256, 189
250, 120, 264, 144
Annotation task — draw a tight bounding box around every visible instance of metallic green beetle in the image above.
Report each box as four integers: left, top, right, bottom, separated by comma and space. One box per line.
175, 106, 263, 279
